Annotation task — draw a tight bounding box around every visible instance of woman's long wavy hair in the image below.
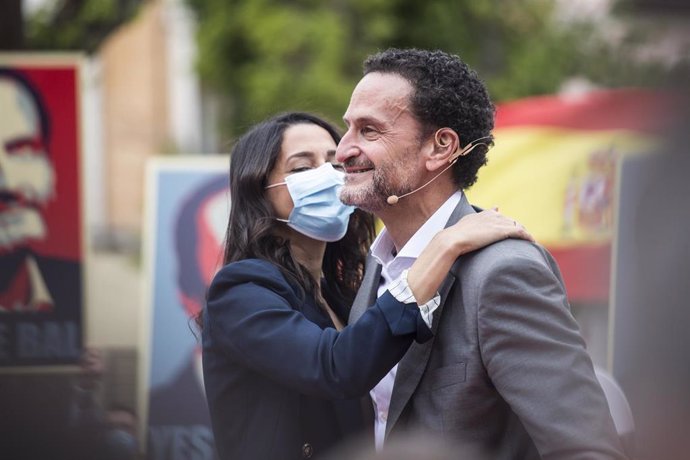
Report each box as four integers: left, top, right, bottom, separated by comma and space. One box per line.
221, 112, 374, 311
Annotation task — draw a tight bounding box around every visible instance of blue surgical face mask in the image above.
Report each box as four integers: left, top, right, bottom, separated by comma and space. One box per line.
265, 162, 355, 242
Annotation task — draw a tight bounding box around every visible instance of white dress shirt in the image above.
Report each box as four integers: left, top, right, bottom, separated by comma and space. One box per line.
369, 190, 463, 450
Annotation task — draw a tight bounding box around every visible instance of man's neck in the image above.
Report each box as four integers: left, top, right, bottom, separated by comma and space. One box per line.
377, 186, 457, 251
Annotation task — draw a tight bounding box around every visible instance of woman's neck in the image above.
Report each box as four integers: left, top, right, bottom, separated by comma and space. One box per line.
286, 231, 344, 330
288, 232, 326, 284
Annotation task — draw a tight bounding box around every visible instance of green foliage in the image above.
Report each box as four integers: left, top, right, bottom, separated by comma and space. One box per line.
190, 0, 390, 136
25, 0, 142, 53
374, 0, 580, 101
190, 0, 674, 139
21, 0, 681, 142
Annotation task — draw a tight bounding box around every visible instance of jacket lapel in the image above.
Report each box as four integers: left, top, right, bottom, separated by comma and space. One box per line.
348, 254, 382, 325
385, 194, 478, 437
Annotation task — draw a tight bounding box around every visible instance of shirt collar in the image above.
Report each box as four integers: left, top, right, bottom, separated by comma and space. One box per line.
370, 190, 464, 267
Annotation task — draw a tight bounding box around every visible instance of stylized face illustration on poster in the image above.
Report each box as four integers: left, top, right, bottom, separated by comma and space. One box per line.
144, 159, 229, 460
0, 61, 84, 367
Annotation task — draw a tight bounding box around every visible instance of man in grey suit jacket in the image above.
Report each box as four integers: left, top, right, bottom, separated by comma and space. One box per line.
334, 48, 627, 459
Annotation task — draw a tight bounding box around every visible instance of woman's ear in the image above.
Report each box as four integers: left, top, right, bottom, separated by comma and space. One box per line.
426, 128, 459, 172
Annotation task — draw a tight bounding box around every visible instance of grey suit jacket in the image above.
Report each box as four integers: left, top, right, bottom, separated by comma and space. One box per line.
350, 195, 627, 459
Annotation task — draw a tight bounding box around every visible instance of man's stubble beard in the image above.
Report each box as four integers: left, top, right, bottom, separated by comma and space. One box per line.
339, 148, 418, 214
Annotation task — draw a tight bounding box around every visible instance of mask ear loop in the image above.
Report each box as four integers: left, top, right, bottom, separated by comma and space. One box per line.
265, 181, 286, 189
263, 181, 289, 222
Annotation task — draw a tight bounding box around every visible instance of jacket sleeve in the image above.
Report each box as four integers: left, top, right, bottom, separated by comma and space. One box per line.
204, 259, 430, 400
477, 252, 628, 460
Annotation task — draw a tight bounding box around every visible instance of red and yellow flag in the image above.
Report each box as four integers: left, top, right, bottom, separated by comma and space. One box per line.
468, 89, 673, 303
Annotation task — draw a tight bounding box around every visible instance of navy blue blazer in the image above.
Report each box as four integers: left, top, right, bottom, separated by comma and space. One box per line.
202, 259, 430, 460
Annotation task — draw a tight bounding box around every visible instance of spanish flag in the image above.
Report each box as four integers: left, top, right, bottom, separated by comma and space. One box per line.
468, 89, 674, 303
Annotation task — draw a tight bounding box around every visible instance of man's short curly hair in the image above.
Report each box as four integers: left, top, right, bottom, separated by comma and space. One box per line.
363, 48, 494, 189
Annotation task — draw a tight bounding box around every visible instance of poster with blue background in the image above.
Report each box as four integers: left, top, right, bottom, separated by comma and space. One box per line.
142, 157, 229, 460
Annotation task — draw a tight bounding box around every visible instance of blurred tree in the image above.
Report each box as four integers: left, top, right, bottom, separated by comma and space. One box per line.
380, 0, 585, 101
25, 0, 143, 54
188, 0, 681, 139
598, 0, 690, 89
187, 0, 389, 136
15, 0, 685, 137
0, 0, 23, 49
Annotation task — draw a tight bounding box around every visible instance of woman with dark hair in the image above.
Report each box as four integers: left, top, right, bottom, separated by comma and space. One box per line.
201, 112, 531, 460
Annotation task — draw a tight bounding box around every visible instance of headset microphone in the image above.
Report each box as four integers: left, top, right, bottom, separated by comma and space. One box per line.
386, 161, 455, 204
386, 195, 401, 205
386, 135, 492, 205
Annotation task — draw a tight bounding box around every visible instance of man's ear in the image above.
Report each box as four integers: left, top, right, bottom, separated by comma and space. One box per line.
425, 128, 459, 172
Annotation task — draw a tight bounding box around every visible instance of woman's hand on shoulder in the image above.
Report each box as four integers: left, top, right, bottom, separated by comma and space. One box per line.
439, 207, 534, 257
408, 209, 532, 304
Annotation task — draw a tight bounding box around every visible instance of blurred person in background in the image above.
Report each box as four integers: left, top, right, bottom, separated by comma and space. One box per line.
614, 105, 690, 460
101, 404, 141, 460
0, 346, 129, 460
68, 347, 108, 458
200, 111, 531, 460
336, 48, 627, 459
324, 430, 489, 460
68, 349, 142, 460
610, 1, 690, 452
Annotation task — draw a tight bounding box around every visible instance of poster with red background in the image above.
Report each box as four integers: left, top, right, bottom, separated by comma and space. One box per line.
0, 54, 84, 368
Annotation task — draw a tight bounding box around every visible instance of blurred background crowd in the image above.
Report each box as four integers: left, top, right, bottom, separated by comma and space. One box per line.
0, 1, 688, 459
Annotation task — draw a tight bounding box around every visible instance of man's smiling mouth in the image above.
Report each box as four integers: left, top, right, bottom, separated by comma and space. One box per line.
345, 166, 373, 174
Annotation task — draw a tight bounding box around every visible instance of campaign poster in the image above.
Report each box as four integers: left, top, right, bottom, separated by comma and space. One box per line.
141, 157, 229, 460
0, 54, 85, 368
